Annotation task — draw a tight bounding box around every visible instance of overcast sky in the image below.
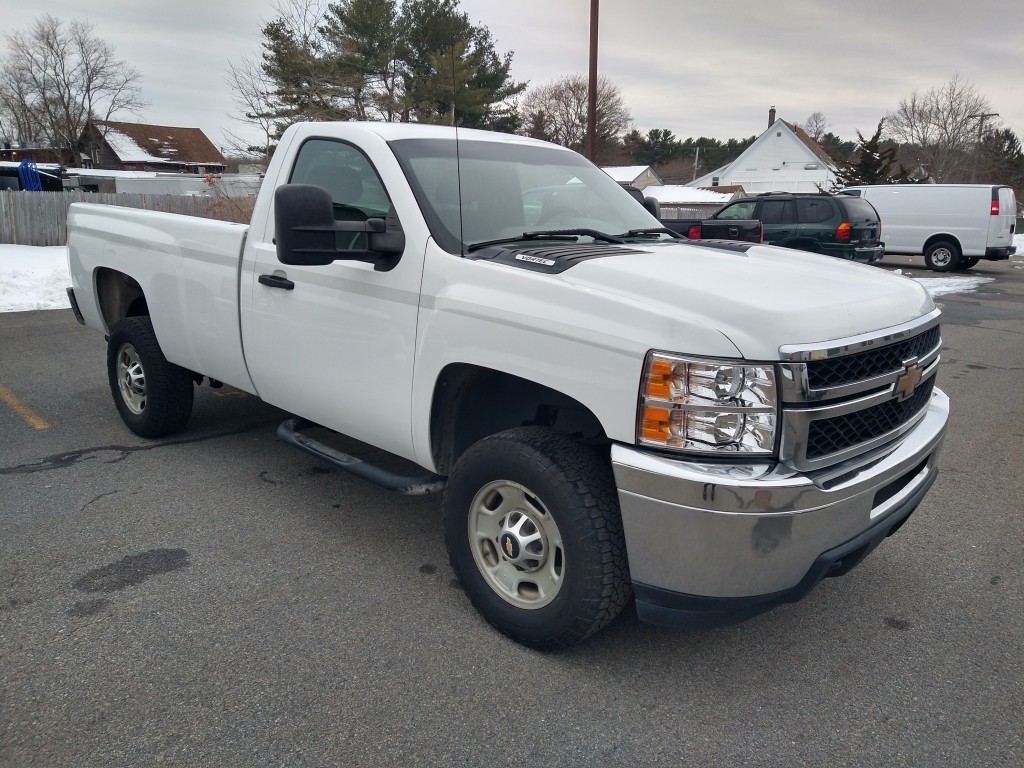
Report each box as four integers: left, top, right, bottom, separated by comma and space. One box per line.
2, 0, 1022, 153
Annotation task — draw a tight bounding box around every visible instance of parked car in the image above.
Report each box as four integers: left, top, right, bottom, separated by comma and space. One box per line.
838, 184, 1017, 271
618, 184, 762, 243
706, 191, 885, 263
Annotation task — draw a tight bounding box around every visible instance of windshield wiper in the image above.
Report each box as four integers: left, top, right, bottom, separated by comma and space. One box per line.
619, 227, 683, 239
467, 228, 625, 253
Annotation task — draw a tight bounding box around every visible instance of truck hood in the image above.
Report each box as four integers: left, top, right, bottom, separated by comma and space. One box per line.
563, 241, 935, 360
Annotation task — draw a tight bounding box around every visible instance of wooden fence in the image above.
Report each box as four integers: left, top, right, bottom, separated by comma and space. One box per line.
0, 190, 256, 246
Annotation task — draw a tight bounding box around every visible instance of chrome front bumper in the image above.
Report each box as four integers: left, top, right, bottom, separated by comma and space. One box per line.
611, 388, 948, 627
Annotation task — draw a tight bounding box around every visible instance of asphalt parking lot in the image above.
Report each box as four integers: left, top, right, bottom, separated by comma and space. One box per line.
1, 254, 1022, 767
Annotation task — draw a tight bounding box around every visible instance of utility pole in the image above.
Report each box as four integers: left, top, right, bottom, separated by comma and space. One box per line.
692, 146, 700, 181
968, 112, 998, 183
585, 0, 598, 162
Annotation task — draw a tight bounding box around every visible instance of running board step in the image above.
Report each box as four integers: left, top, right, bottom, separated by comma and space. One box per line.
277, 418, 445, 496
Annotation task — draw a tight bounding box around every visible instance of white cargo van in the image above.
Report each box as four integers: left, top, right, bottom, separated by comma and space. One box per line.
839, 184, 1017, 271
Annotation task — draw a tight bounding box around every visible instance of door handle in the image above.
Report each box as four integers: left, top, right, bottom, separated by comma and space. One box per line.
258, 273, 295, 290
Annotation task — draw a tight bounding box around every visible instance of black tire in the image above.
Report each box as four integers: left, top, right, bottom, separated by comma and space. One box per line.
924, 239, 960, 272
442, 427, 631, 650
107, 317, 194, 438
957, 257, 980, 270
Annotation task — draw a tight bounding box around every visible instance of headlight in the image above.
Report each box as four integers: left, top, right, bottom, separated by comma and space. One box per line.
638, 352, 778, 455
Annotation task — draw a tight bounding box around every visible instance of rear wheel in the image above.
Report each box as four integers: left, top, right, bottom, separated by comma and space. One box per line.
442, 427, 631, 650
957, 257, 980, 270
107, 317, 194, 438
924, 239, 960, 272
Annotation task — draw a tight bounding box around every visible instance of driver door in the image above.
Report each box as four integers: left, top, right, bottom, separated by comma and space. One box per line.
241, 138, 423, 460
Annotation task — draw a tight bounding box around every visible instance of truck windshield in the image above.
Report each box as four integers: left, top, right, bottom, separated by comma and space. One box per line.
389, 138, 664, 255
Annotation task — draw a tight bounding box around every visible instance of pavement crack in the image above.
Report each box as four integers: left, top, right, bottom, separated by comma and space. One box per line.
80, 490, 121, 513
0, 420, 281, 476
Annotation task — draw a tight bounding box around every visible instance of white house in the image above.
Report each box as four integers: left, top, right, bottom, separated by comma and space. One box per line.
601, 165, 663, 189
689, 107, 837, 193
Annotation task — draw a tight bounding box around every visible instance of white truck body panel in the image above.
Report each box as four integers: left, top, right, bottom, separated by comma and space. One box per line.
67, 204, 256, 393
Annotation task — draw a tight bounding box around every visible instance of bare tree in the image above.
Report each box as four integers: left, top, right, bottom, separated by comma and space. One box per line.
803, 112, 829, 142
1, 16, 146, 161
520, 74, 631, 159
0, 60, 45, 146
885, 74, 996, 182
224, 54, 279, 160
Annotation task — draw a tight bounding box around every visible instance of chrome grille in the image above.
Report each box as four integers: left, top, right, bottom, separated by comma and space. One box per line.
778, 310, 943, 471
806, 326, 941, 389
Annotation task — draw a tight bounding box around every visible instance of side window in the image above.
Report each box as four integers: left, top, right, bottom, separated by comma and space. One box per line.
760, 199, 796, 225
716, 201, 757, 220
796, 198, 836, 224
288, 139, 392, 220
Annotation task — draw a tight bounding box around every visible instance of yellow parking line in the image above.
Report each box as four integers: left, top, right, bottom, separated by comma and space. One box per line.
0, 384, 50, 430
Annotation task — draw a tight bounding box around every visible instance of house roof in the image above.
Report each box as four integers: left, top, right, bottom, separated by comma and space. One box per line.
687, 116, 836, 191
601, 165, 654, 183
781, 121, 834, 166
92, 121, 226, 166
643, 185, 732, 204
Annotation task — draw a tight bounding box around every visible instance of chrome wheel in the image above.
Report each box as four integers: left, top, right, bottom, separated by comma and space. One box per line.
468, 479, 564, 609
116, 342, 146, 415
924, 239, 960, 272
930, 246, 953, 268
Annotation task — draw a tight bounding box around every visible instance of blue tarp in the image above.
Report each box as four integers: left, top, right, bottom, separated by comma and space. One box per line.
17, 159, 43, 191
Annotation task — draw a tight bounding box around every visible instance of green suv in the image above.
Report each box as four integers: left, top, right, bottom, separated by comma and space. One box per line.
709, 192, 884, 263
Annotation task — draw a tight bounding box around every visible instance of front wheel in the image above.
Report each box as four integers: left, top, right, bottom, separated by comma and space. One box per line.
442, 427, 631, 650
107, 317, 194, 438
924, 239, 960, 272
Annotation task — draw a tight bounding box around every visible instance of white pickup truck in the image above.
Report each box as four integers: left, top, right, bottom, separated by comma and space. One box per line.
67, 122, 949, 649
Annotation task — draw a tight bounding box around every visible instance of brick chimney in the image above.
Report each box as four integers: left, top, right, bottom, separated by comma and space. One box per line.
768, 106, 777, 128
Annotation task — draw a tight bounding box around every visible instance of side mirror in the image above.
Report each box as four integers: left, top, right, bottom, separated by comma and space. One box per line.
643, 196, 661, 218
275, 184, 337, 266
274, 184, 406, 270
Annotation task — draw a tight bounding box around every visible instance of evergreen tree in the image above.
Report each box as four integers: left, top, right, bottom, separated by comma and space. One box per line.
833, 119, 912, 188
260, 14, 349, 135
395, 0, 524, 128
241, 0, 525, 139
626, 128, 683, 165
818, 132, 857, 163
978, 128, 1024, 190
321, 0, 403, 122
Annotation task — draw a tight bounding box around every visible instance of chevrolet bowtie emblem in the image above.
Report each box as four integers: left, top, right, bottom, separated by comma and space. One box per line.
504, 537, 514, 557
895, 363, 923, 400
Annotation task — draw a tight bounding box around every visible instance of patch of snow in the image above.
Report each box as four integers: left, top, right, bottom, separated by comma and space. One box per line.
102, 127, 164, 163
913, 275, 994, 297
0, 246, 72, 312
645, 185, 733, 204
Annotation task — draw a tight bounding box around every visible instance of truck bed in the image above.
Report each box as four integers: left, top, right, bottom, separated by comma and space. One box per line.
67, 203, 256, 393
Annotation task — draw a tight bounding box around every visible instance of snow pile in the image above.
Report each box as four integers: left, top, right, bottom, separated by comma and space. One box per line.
0, 246, 72, 312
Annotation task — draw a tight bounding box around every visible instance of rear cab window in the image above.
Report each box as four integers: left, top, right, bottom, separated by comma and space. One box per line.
839, 197, 881, 222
